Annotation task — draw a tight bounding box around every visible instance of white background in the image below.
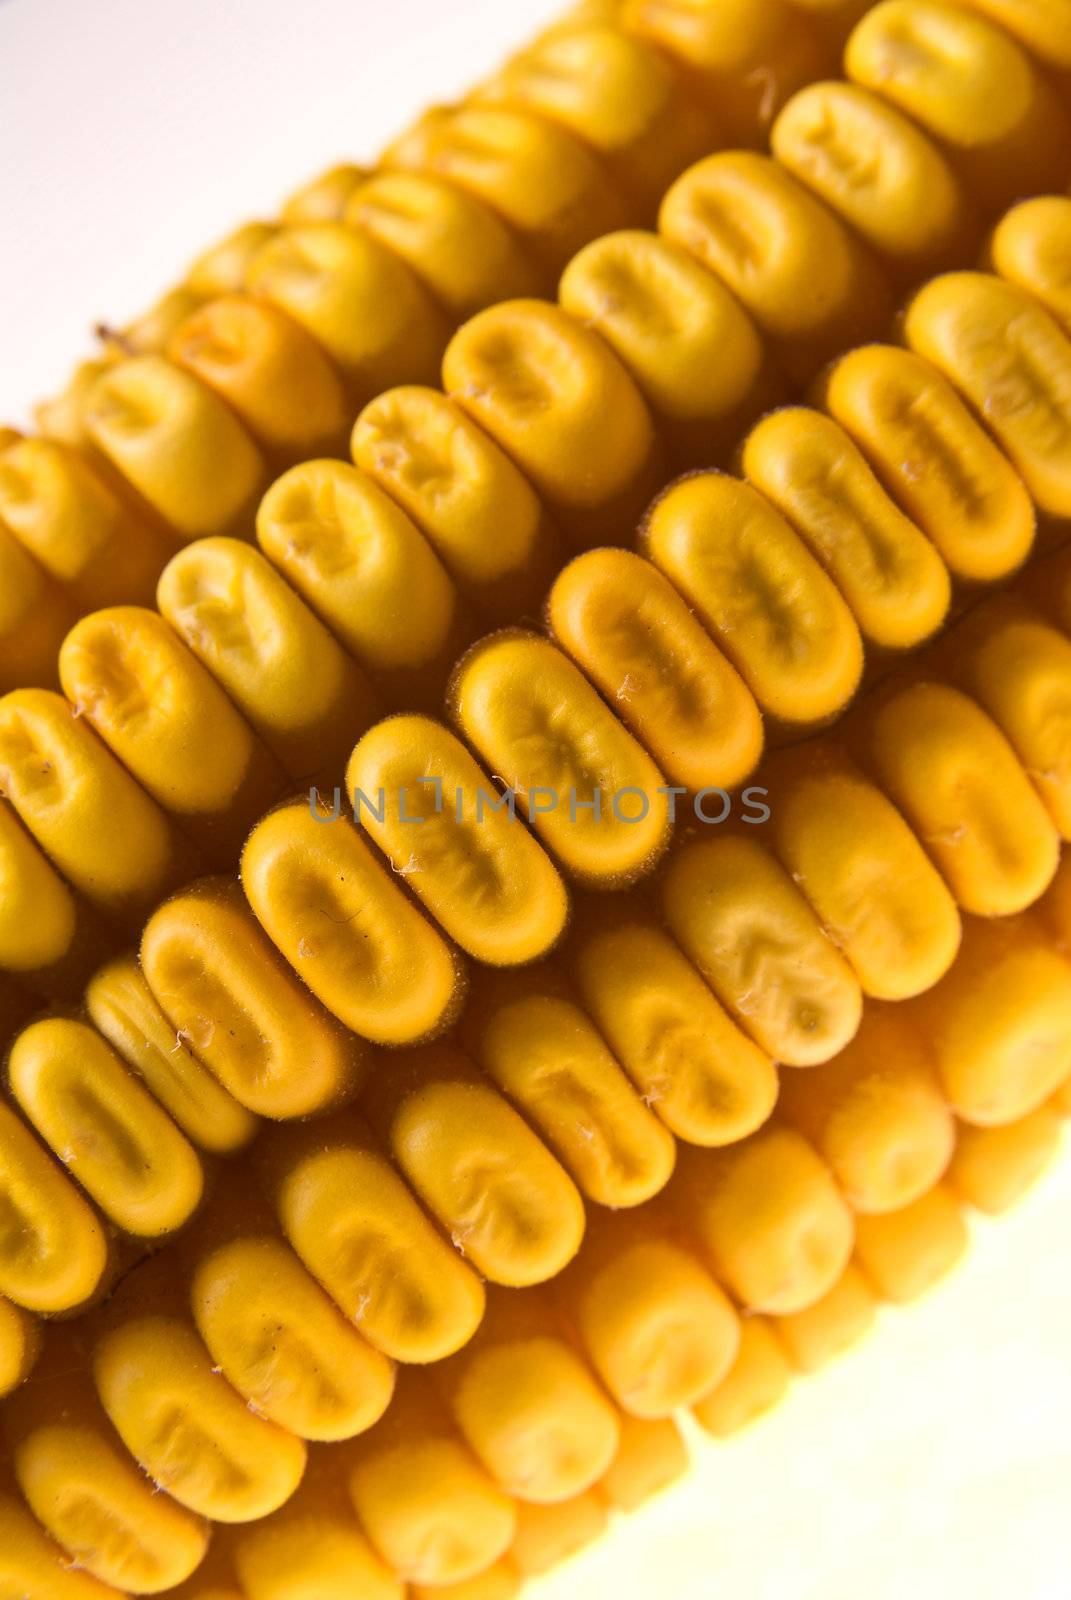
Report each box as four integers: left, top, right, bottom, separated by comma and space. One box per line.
1, 1, 1069, 1595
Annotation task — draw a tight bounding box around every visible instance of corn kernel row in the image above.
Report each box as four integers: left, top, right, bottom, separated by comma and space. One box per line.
2, 232, 1071, 1335
1, 0, 839, 667
4, 183, 1070, 992
2, 175, 1069, 1465
4, 4, 1062, 768
1, 734, 1069, 1581
2, 878, 1069, 1573
3, 1068, 1064, 1599
6, 561, 1071, 1582
2, 1, 1069, 690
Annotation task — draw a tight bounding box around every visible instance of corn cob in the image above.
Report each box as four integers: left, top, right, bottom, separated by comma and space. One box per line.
8, 540, 1069, 1281
2, 6, 1069, 1593
6, 231, 1067, 1008
2, 240, 1062, 1273
2, 228, 1069, 1350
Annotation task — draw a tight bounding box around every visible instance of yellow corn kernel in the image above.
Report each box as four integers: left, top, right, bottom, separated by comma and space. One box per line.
621, 0, 831, 145
0, 522, 78, 693
4, 1342, 209, 1594
7, 1017, 204, 1238
86, 953, 255, 1154
773, 1262, 878, 1373
352, 386, 562, 623
257, 460, 462, 706
854, 1183, 968, 1303
955, 0, 1071, 72
951, 1102, 1063, 1215
0, 1297, 40, 1399
0, 437, 175, 609
568, 909, 779, 1145
778, 1004, 956, 1213
245, 224, 450, 401
103, 287, 207, 359
559, 231, 773, 468
189, 1204, 395, 1443
91, 1264, 307, 1523
845, 0, 1071, 211
442, 299, 660, 546
771, 82, 979, 279
345, 1373, 516, 1587
944, 597, 1071, 838
282, 165, 369, 225
412, 1561, 520, 1600
0, 1489, 124, 1600
0, 688, 195, 923
0, 1098, 108, 1313
185, 222, 279, 297
476, 26, 715, 215
819, 343, 1036, 582
670, 1128, 856, 1315
461, 965, 676, 1209
659, 152, 892, 383
764, 741, 962, 1000
434, 1291, 621, 1505
382, 105, 627, 271
0, 798, 78, 976
742, 408, 952, 650
990, 195, 1071, 337
362, 1042, 586, 1287
258, 1111, 485, 1363
242, 800, 462, 1046
691, 1318, 792, 1438
346, 171, 544, 321
451, 633, 671, 887
904, 272, 1071, 519
141, 878, 365, 1118
230, 1457, 404, 1600
850, 680, 1060, 917
59, 607, 284, 859
662, 835, 864, 1067
346, 715, 569, 965
643, 472, 864, 725
549, 548, 764, 793
907, 913, 1071, 1125
35, 356, 119, 454
85, 356, 266, 540
169, 295, 349, 462
158, 538, 379, 784
510, 1493, 609, 1577
597, 1415, 689, 1511
553, 1210, 739, 1416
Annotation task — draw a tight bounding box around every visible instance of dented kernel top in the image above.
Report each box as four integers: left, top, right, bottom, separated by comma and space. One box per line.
450, 632, 672, 887
905, 273, 1071, 520
443, 298, 659, 542
241, 798, 464, 1046
819, 343, 1036, 582
346, 714, 570, 966
351, 385, 562, 619
84, 356, 266, 542
642, 472, 865, 726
